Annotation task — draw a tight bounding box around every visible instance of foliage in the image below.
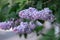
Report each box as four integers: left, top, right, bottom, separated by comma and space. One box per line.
0, 0, 60, 22
40, 28, 56, 40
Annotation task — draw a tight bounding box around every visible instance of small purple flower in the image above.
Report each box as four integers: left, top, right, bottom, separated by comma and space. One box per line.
28, 7, 37, 12
19, 9, 29, 19
47, 14, 55, 22
44, 8, 52, 14
29, 21, 36, 30
32, 10, 40, 20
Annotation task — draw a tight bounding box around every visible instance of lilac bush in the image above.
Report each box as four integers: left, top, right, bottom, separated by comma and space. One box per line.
0, 7, 54, 33
0, 7, 55, 38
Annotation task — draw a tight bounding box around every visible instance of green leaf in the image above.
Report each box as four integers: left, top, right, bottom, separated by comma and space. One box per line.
34, 26, 43, 36
35, 26, 43, 32
23, 19, 30, 22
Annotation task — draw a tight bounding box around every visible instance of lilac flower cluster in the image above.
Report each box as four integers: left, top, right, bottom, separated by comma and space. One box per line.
19, 7, 54, 22
0, 21, 13, 30
13, 21, 36, 34
19, 7, 37, 20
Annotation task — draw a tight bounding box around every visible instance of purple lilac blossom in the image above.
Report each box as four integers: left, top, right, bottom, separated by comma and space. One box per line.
44, 8, 52, 14
19, 7, 54, 21
29, 21, 36, 30
0, 21, 13, 30
47, 14, 55, 22
19, 9, 29, 19
38, 8, 55, 22
13, 21, 36, 34
38, 10, 50, 20
13, 22, 29, 34
32, 10, 40, 20
19, 7, 38, 20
